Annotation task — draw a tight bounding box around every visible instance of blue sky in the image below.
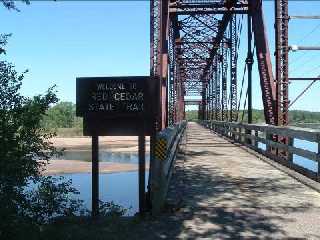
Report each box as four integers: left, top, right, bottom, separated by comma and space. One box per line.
1, 1, 319, 111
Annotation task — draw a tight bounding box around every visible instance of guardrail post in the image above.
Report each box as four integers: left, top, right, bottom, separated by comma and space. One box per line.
225, 124, 228, 136
254, 130, 258, 149
288, 137, 294, 163
266, 132, 272, 154
246, 129, 252, 145
241, 127, 244, 143
231, 126, 234, 140
235, 127, 238, 141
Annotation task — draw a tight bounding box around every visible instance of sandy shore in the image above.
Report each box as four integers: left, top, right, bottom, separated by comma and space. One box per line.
42, 137, 150, 175
52, 136, 150, 153
43, 160, 148, 175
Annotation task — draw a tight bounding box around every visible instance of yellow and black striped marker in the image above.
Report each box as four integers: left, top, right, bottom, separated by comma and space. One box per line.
155, 138, 167, 161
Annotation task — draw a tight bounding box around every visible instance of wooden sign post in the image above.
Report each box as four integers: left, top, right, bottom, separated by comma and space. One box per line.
91, 135, 99, 217
76, 76, 158, 216
138, 133, 145, 213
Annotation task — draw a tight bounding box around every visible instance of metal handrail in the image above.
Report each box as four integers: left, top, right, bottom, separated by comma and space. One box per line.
203, 120, 320, 182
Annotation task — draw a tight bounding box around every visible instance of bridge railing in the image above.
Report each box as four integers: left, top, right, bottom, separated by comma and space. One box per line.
150, 120, 187, 215
202, 120, 320, 182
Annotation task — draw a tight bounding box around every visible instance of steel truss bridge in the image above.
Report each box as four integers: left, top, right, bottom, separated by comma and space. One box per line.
147, 2, 320, 229
150, 0, 319, 132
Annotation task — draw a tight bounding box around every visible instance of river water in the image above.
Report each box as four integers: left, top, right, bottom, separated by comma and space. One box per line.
258, 139, 318, 172
54, 151, 150, 164
51, 151, 150, 215
61, 171, 149, 215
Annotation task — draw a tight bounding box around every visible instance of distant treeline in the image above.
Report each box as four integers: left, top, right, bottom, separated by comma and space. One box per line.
42, 103, 320, 133
185, 109, 320, 124
42, 102, 82, 129
41, 102, 82, 136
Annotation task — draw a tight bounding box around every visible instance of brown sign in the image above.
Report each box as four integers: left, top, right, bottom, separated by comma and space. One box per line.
76, 76, 158, 136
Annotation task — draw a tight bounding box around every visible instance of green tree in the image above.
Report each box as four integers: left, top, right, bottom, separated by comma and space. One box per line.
42, 101, 76, 128
0, 34, 83, 240
0, 0, 29, 11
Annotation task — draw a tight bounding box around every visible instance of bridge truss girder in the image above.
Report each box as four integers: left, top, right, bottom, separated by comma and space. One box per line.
151, 0, 289, 128
151, 0, 245, 128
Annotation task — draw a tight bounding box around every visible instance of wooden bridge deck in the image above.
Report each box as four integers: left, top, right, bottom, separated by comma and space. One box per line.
134, 122, 320, 239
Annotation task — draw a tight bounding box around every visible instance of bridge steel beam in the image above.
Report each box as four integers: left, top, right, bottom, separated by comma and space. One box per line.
221, 38, 228, 121
229, 14, 238, 122
151, 0, 169, 130
247, 7, 253, 124
251, 0, 277, 125
168, 16, 178, 126
169, 1, 249, 15
275, 0, 289, 126
201, 13, 233, 81
215, 54, 221, 121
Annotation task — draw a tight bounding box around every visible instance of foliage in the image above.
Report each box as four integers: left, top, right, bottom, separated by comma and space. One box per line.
41, 101, 83, 136
24, 176, 85, 224
0, 0, 30, 11
0, 36, 128, 240
0, 33, 11, 55
289, 110, 320, 124
185, 110, 198, 121
0, 60, 58, 182
41, 214, 137, 240
98, 201, 128, 218
42, 101, 80, 129
0, 38, 85, 239
185, 109, 320, 124
1, 176, 84, 239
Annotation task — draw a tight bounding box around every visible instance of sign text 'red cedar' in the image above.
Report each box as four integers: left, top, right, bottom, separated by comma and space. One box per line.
76, 76, 158, 136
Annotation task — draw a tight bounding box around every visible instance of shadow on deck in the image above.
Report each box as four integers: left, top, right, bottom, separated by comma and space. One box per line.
131, 123, 320, 239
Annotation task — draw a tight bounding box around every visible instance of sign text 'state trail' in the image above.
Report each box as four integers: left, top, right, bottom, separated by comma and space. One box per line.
76, 76, 157, 136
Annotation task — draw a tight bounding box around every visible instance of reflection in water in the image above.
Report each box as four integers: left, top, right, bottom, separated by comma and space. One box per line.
54, 151, 150, 164
61, 171, 149, 216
